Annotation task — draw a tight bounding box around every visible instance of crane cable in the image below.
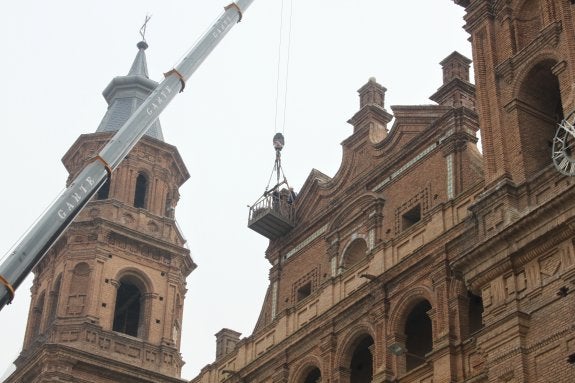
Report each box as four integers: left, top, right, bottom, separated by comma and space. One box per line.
273, 0, 294, 135
266, 0, 294, 194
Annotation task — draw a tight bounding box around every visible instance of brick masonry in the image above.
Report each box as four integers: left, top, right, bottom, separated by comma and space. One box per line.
192, 2, 575, 383
8, 1, 575, 383
4, 134, 195, 383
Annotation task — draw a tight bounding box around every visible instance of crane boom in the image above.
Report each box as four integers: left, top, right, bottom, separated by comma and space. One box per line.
0, 0, 256, 310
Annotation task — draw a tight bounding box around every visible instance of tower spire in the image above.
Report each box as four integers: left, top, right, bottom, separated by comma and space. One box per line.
96, 23, 164, 141
128, 40, 150, 77
128, 15, 152, 77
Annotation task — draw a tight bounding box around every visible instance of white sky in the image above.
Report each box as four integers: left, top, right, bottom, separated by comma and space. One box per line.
0, 1, 472, 380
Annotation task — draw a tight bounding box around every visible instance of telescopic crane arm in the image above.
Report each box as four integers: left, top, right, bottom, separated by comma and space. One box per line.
0, 0, 256, 311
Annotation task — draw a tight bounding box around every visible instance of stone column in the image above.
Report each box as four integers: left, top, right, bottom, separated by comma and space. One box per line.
327, 236, 340, 277
366, 201, 384, 251
141, 292, 157, 341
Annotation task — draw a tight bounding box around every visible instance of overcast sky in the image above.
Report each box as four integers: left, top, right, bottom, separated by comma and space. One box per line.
0, 1, 472, 380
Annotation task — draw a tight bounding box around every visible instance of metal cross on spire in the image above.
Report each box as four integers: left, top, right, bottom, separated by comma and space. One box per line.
139, 15, 152, 42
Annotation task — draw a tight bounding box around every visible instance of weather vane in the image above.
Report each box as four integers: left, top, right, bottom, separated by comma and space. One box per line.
140, 14, 152, 42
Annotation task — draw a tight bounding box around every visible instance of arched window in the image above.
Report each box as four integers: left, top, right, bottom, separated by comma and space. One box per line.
113, 278, 144, 337
350, 335, 374, 383
97, 178, 110, 200
405, 300, 433, 371
134, 173, 148, 208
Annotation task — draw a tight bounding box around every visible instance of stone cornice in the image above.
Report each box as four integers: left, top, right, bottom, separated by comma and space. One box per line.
10, 334, 186, 383
81, 216, 183, 253
429, 78, 476, 105
346, 104, 393, 138
462, 1, 494, 34
62, 132, 190, 186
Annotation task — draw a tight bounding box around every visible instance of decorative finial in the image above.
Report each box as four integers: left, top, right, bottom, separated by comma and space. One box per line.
139, 14, 152, 42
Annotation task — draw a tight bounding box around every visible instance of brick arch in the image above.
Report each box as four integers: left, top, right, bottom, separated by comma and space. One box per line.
134, 167, 152, 180
509, 50, 561, 114
327, 192, 384, 233
339, 236, 368, 270
387, 286, 434, 374
388, 284, 434, 336
289, 354, 323, 383
509, 51, 563, 178
134, 170, 150, 209
113, 266, 154, 293
518, 59, 562, 112
511, 50, 560, 101
335, 323, 376, 370
112, 267, 154, 339
53, 273, 63, 288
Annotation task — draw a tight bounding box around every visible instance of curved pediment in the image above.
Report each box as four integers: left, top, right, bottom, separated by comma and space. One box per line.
294, 169, 334, 225
327, 191, 385, 234
375, 105, 452, 159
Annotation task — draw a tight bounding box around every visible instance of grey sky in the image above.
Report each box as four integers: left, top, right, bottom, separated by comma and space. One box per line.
0, 1, 471, 379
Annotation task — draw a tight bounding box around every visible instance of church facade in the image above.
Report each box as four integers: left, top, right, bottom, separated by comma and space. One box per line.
192, 1, 575, 383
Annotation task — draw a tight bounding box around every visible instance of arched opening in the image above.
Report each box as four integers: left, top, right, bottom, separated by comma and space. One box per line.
302, 367, 321, 383
134, 173, 148, 208
516, 59, 563, 177
97, 178, 110, 200
113, 274, 149, 338
405, 300, 433, 371
349, 335, 374, 383
113, 279, 143, 337
342, 238, 368, 270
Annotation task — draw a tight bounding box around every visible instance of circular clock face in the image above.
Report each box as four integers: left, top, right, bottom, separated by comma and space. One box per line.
552, 111, 575, 176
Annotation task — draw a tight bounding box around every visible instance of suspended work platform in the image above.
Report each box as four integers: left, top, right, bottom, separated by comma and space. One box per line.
248, 132, 296, 239
248, 188, 295, 239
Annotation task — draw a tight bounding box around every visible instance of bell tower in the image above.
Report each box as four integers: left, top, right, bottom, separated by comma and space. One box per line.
456, 0, 575, 185
5, 40, 195, 383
